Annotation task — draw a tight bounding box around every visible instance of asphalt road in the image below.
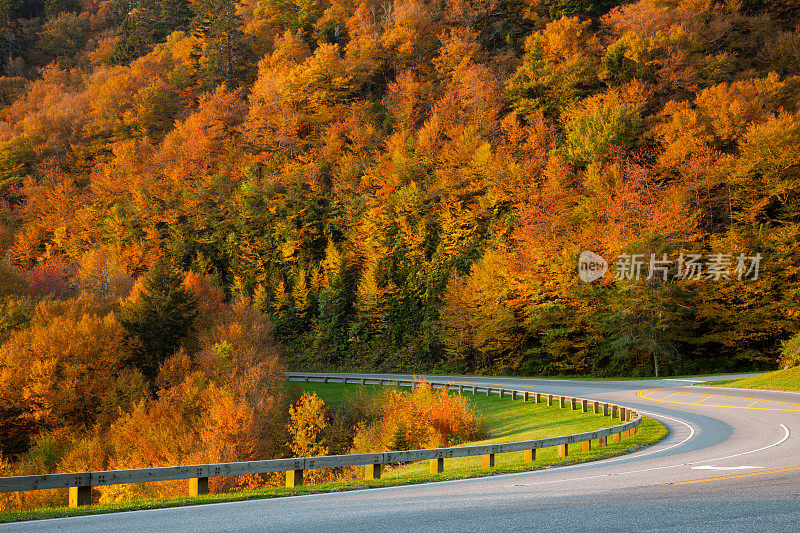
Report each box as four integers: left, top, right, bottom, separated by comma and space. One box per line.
4, 373, 799, 532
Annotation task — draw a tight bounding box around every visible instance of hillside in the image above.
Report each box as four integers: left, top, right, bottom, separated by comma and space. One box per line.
1, 0, 799, 378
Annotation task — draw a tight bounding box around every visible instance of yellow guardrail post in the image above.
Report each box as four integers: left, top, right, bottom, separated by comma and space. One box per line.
482, 454, 495, 468
365, 464, 381, 480
69, 486, 91, 508
286, 469, 304, 487
189, 477, 209, 497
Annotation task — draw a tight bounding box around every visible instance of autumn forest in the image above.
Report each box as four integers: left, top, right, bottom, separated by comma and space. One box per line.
0, 0, 799, 509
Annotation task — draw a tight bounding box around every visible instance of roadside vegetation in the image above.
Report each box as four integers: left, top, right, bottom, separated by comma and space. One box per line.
709, 335, 800, 391
0, 381, 667, 523
707, 368, 800, 392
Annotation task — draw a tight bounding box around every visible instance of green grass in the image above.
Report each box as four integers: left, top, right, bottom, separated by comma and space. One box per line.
0, 383, 668, 524
700, 367, 800, 391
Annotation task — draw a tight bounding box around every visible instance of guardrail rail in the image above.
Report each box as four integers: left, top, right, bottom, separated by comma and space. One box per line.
0, 373, 642, 508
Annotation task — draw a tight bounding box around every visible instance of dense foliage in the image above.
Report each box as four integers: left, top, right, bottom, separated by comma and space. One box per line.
2, 0, 800, 382
0, 274, 293, 509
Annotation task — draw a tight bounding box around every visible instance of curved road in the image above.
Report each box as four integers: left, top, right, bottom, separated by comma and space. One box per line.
3, 373, 799, 532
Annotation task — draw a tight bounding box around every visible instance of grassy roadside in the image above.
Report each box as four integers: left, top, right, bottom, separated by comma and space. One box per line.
699, 367, 800, 391
0, 382, 668, 524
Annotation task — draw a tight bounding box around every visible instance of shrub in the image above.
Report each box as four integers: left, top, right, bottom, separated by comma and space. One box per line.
780, 334, 800, 369
352, 382, 486, 453
99, 344, 290, 501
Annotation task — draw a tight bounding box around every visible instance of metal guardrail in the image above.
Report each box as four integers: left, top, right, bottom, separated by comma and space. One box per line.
0, 373, 642, 508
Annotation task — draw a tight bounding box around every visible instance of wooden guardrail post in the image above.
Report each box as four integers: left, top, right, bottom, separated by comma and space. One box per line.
365, 464, 381, 480
620, 407, 626, 420
472, 385, 477, 394
324, 377, 329, 383
304, 375, 309, 382
612, 433, 621, 443
523, 391, 529, 402
570, 398, 577, 410
547, 394, 553, 406
511, 390, 517, 401
486, 387, 491, 397
482, 454, 495, 468
524, 449, 536, 462
622, 429, 630, 439
430, 458, 444, 474
593, 401, 600, 414
189, 477, 209, 497
499, 389, 504, 399
535, 393, 541, 403
69, 486, 91, 508
582, 440, 591, 452
603, 403, 610, 416
599, 436, 607, 447
286, 469, 304, 487
612, 406, 618, 418
459, 385, 464, 393
559, 397, 566, 408
582, 399, 588, 413
558, 443, 568, 457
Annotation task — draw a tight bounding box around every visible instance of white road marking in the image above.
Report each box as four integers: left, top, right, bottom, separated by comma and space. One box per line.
691, 466, 764, 470
509, 423, 790, 487
665, 379, 708, 383
692, 424, 790, 464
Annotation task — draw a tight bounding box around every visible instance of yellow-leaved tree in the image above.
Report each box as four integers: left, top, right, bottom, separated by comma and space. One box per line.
287, 391, 330, 483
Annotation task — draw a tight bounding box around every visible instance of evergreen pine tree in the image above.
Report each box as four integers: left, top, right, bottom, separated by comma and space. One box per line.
120, 259, 198, 380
